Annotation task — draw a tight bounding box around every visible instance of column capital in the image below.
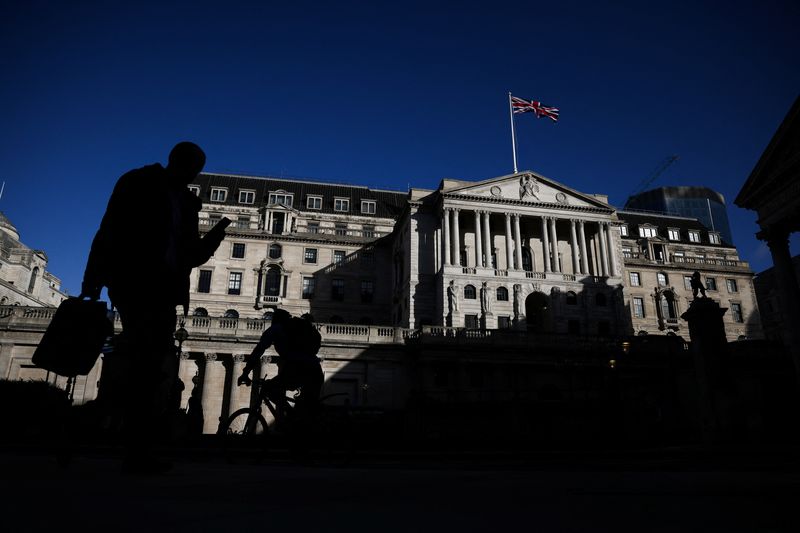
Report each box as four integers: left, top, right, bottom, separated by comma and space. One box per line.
205, 353, 218, 362
260, 354, 272, 365
757, 225, 790, 248
180, 352, 191, 360
232, 354, 247, 363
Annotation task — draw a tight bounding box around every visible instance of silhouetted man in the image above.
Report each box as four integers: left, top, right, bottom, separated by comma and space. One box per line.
82, 142, 227, 472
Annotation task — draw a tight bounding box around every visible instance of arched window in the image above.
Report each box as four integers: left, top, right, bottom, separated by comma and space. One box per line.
595, 293, 607, 307
659, 290, 677, 319
27, 267, 39, 294
330, 315, 344, 324
269, 243, 282, 259
263, 310, 274, 320
566, 291, 578, 305
193, 307, 208, 317
522, 248, 533, 272
265, 266, 281, 296
464, 285, 476, 299
224, 309, 239, 319
496, 287, 509, 301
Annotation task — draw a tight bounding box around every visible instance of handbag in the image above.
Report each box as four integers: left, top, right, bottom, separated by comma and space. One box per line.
32, 298, 114, 377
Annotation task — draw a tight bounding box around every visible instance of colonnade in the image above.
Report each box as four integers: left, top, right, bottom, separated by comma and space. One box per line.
441, 208, 618, 277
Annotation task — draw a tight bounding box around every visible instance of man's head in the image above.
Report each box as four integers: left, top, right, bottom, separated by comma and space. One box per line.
272, 308, 291, 325
166, 142, 206, 185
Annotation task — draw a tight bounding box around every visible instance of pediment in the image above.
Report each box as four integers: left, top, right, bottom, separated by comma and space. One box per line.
442, 171, 612, 210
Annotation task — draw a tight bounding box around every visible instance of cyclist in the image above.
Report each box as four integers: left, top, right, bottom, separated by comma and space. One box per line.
238, 309, 323, 415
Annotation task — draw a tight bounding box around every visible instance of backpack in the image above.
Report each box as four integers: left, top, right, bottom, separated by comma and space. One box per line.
289, 317, 321, 359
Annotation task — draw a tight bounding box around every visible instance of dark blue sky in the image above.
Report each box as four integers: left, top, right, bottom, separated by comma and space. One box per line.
2, 0, 798, 295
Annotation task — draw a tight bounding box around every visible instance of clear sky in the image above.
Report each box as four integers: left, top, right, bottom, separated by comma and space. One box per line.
1, 0, 798, 295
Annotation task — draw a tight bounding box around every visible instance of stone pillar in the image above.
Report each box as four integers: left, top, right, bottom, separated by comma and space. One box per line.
513, 215, 523, 270
569, 219, 580, 275
578, 221, 589, 275
228, 354, 247, 417
541, 217, 551, 272
763, 227, 800, 384
598, 222, 609, 277
549, 217, 560, 273
452, 209, 461, 267
178, 352, 196, 410
442, 208, 451, 266
201, 353, 225, 434
504, 214, 514, 271
474, 210, 483, 267
607, 224, 618, 277
482, 212, 492, 269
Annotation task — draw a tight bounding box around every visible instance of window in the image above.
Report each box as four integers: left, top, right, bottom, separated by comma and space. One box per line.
224, 309, 239, 319
633, 297, 645, 318
639, 226, 657, 238
209, 214, 221, 227
307, 222, 319, 234
236, 216, 250, 229
335, 223, 348, 236
302, 277, 316, 299
709, 232, 721, 244
684, 276, 693, 291
668, 228, 680, 241
629, 272, 641, 286
619, 225, 628, 237
731, 302, 743, 323
188, 185, 200, 196
304, 248, 318, 264
595, 293, 607, 306
307, 196, 322, 210
363, 225, 375, 238
198, 270, 212, 293
361, 200, 376, 214
657, 272, 668, 286
361, 250, 374, 268
231, 243, 246, 259
688, 230, 700, 243
332, 279, 345, 301
28, 267, 38, 293
361, 280, 374, 303
228, 272, 243, 295
706, 277, 717, 291
238, 190, 255, 204
193, 307, 208, 317
622, 247, 632, 258
495, 287, 509, 301
269, 243, 282, 259
334, 198, 350, 212
268, 192, 293, 207
333, 250, 346, 265
464, 314, 479, 329
210, 188, 227, 202
498, 316, 511, 329
464, 285, 476, 299
726, 279, 738, 293
566, 291, 578, 305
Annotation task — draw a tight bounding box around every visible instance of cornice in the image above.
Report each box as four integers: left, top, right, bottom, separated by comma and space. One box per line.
440, 192, 615, 215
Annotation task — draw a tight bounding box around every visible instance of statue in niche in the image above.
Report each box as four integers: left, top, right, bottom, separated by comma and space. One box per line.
519, 175, 540, 201
480, 281, 491, 315
447, 280, 459, 313
513, 284, 523, 320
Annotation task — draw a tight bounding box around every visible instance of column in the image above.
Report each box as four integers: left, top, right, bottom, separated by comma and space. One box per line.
549, 217, 560, 273
541, 217, 551, 272
578, 221, 589, 275
442, 208, 451, 266
606, 224, 618, 277
228, 354, 247, 417
569, 219, 580, 275
763, 227, 800, 384
598, 222, 609, 277
482, 212, 492, 269
474, 211, 483, 267
504, 214, 514, 271
259, 355, 275, 424
513, 215, 523, 270
452, 209, 461, 267
178, 352, 196, 411
201, 353, 225, 434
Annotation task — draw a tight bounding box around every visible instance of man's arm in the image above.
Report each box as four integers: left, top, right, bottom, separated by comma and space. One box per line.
238, 327, 274, 385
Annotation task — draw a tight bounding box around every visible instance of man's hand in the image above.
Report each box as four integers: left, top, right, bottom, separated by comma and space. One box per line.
237, 372, 252, 387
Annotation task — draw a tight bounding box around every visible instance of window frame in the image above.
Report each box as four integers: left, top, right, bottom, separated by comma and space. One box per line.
268, 191, 294, 207
238, 190, 256, 204
629, 272, 641, 287
304, 248, 318, 264
706, 277, 717, 291
268, 243, 282, 259
334, 198, 350, 212
333, 250, 346, 265
210, 188, 228, 203
188, 185, 200, 196
657, 272, 668, 286
227, 271, 243, 295
496, 286, 509, 302
638, 226, 657, 238
197, 269, 212, 293
619, 224, 628, 237
668, 228, 681, 241
730, 302, 744, 323
633, 297, 645, 318
361, 200, 377, 215
464, 285, 477, 300
709, 232, 721, 244
307, 196, 323, 210
726, 279, 738, 293
302, 277, 316, 299
688, 230, 701, 243
231, 242, 246, 259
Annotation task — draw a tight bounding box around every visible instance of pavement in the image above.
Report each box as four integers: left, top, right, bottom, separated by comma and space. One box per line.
1, 444, 799, 532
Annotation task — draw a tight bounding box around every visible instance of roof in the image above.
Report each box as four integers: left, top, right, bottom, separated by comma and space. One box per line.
616, 210, 733, 248
192, 173, 408, 219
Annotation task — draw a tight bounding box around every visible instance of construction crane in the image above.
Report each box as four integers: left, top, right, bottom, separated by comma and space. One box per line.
627, 155, 679, 199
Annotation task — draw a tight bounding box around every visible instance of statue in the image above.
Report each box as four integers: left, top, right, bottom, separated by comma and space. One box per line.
480, 281, 491, 314
447, 280, 459, 313
519, 175, 540, 201
690, 271, 707, 299
513, 284, 523, 320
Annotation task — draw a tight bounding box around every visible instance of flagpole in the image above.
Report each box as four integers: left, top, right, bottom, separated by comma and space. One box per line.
508, 91, 518, 173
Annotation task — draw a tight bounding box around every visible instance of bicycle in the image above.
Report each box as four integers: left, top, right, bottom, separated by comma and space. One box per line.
219, 378, 355, 465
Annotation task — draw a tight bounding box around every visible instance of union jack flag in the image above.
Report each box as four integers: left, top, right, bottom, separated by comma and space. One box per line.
510, 95, 559, 122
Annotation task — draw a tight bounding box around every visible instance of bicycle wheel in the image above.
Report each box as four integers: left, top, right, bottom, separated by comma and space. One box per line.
220, 408, 269, 463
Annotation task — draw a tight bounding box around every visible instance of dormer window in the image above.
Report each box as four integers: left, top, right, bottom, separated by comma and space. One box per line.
619, 225, 628, 237
307, 196, 322, 210
688, 230, 701, 243
210, 188, 227, 202
268, 191, 293, 207
708, 232, 721, 244
668, 228, 680, 241
238, 190, 255, 204
334, 198, 350, 212
639, 226, 657, 238
361, 200, 376, 215
188, 185, 200, 196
